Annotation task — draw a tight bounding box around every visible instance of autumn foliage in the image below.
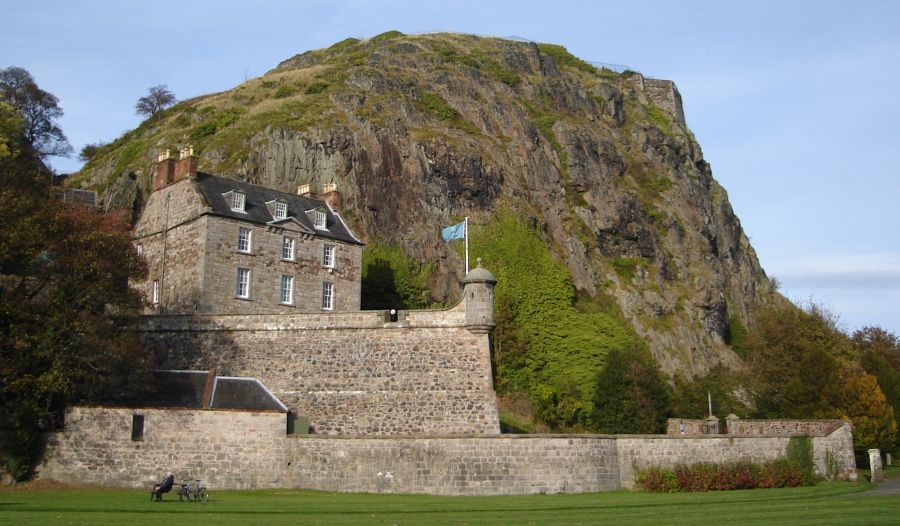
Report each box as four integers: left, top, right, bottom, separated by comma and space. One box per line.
0, 118, 150, 479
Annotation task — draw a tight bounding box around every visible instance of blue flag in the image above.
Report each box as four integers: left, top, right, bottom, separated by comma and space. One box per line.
441, 220, 466, 241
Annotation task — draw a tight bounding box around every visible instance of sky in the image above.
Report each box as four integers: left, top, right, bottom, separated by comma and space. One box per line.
3, 0, 898, 335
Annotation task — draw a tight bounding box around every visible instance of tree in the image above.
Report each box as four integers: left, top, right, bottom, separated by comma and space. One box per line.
838, 362, 897, 455
0, 117, 150, 479
78, 141, 107, 163
743, 301, 849, 419
0, 67, 72, 158
854, 326, 900, 448
591, 346, 671, 433
135, 85, 177, 117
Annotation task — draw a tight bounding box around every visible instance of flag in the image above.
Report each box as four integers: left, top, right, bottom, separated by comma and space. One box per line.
441, 220, 466, 241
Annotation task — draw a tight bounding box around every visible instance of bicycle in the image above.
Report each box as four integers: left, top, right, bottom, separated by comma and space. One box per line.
178, 479, 209, 503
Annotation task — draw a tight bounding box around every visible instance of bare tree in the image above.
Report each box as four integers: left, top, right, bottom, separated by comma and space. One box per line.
0, 66, 72, 158
135, 85, 177, 117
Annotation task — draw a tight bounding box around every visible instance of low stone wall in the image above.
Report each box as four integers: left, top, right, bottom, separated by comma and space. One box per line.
282, 435, 620, 496
725, 419, 842, 436
38, 407, 857, 494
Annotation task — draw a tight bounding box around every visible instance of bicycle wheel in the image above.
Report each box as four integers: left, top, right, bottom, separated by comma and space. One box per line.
198, 487, 209, 503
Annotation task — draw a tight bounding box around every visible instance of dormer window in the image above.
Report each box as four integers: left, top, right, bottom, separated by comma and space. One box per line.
314, 209, 327, 229
274, 200, 288, 220
230, 191, 245, 212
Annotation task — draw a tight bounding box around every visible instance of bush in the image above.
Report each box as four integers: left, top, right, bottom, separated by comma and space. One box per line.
636, 459, 815, 492
305, 82, 329, 95
787, 435, 815, 475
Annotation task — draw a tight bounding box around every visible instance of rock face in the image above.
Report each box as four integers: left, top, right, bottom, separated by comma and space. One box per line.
77, 33, 771, 376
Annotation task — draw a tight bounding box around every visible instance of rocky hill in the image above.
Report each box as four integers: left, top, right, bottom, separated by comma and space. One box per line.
74, 31, 772, 378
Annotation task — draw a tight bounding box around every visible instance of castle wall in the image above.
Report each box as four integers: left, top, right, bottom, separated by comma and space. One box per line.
139, 304, 499, 436
39, 409, 856, 494
282, 435, 620, 495
38, 407, 287, 490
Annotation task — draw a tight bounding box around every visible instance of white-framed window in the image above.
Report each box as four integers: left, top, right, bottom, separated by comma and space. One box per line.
237, 227, 252, 253
321, 281, 334, 310
282, 236, 295, 260
323, 244, 335, 268
280, 275, 294, 305
231, 191, 246, 212
236, 268, 251, 299
136, 244, 143, 256
314, 209, 327, 229
274, 200, 288, 220
151, 280, 159, 305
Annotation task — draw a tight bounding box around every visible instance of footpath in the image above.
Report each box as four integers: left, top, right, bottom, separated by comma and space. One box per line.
859, 476, 900, 496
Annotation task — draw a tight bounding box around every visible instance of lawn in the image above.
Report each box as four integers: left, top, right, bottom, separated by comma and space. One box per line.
0, 481, 897, 526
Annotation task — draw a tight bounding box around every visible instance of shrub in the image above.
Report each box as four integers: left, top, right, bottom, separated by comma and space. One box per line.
636, 459, 814, 492
305, 82, 329, 95
635, 466, 679, 492
787, 435, 815, 476
274, 85, 298, 98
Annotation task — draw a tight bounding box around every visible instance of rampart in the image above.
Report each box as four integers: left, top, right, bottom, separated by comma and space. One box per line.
138, 281, 500, 436
38, 407, 856, 494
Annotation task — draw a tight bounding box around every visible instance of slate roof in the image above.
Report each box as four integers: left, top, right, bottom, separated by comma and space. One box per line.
146, 370, 288, 412
193, 172, 363, 246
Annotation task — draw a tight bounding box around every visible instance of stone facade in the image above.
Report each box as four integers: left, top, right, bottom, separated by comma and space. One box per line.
626, 73, 687, 126
38, 407, 856, 495
139, 277, 499, 436
132, 156, 362, 315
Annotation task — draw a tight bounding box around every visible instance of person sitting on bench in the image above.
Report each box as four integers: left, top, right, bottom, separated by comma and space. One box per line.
151, 472, 175, 501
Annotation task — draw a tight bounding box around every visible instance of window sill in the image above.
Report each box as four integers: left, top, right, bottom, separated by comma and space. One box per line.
235, 296, 252, 301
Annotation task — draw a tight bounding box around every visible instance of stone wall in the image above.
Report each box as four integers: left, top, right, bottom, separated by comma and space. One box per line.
139, 300, 499, 436
38, 408, 857, 494
282, 435, 620, 496
38, 407, 287, 490
725, 418, 842, 437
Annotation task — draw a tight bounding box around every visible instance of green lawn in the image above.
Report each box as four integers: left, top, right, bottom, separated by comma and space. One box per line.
0, 482, 896, 525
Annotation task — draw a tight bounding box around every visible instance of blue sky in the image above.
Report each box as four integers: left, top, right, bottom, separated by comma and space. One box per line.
4, 0, 898, 334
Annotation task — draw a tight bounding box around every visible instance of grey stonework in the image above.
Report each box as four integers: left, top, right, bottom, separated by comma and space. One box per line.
38, 407, 857, 494
132, 174, 362, 315
139, 292, 499, 436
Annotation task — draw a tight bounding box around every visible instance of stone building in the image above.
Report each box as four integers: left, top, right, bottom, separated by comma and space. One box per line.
132, 148, 363, 314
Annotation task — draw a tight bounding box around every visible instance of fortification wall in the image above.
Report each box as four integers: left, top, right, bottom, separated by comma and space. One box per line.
38, 407, 287, 489
282, 435, 620, 495
139, 303, 499, 436
38, 409, 857, 494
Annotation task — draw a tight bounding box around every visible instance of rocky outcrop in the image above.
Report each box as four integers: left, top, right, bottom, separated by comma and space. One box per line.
76, 33, 771, 376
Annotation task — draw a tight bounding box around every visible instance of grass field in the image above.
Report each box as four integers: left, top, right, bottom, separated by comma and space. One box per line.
1, 480, 898, 526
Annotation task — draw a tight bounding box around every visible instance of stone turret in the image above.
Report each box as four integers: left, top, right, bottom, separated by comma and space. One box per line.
461, 259, 496, 334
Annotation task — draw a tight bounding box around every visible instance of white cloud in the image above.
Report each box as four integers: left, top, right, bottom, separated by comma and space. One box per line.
769, 251, 900, 291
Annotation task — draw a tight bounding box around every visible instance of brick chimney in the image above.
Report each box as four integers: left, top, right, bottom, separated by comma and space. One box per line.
319, 183, 342, 212
173, 145, 197, 183
151, 150, 176, 192
297, 183, 317, 198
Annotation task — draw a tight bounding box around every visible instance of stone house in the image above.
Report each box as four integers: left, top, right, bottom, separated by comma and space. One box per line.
133, 148, 363, 314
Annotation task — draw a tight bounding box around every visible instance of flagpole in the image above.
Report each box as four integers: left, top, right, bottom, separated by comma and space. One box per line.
464, 216, 469, 274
